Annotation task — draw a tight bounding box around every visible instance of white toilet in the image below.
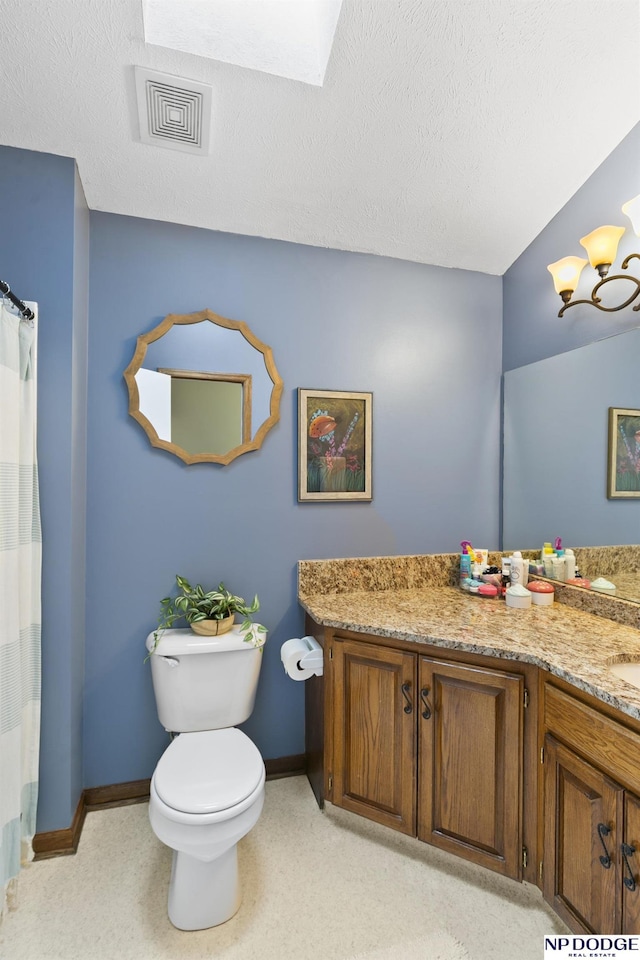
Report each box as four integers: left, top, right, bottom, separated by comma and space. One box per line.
145, 625, 266, 931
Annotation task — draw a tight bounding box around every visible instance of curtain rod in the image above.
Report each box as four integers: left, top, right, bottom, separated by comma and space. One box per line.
0, 280, 35, 322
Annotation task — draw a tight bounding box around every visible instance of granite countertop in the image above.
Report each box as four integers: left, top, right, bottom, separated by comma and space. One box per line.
299, 583, 640, 724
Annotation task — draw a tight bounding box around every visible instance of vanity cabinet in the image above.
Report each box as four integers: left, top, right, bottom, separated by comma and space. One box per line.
325, 633, 527, 881
542, 682, 640, 934
331, 638, 416, 835
418, 657, 523, 879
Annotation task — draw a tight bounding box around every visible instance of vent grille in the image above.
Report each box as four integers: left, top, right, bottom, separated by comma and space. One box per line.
134, 67, 212, 155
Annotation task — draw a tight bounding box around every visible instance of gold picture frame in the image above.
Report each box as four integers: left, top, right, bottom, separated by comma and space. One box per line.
607, 407, 640, 498
298, 389, 372, 502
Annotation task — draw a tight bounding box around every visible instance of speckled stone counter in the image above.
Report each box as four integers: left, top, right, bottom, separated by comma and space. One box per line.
298, 554, 640, 723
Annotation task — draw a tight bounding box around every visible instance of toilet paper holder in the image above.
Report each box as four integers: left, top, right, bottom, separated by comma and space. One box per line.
296, 636, 323, 675
280, 635, 324, 679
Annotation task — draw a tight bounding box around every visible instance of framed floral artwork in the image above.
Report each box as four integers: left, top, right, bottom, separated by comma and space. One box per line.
298, 389, 372, 502
608, 407, 640, 498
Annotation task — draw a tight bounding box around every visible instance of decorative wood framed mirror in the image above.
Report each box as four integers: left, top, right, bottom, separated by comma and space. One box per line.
123, 309, 283, 464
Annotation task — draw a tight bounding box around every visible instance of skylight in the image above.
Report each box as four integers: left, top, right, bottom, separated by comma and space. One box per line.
142, 0, 344, 86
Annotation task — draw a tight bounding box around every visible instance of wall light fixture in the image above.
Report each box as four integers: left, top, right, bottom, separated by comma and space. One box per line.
547, 195, 640, 317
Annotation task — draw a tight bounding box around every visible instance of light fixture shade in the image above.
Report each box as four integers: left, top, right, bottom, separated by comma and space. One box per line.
579, 225, 626, 268
622, 195, 640, 236
547, 256, 588, 295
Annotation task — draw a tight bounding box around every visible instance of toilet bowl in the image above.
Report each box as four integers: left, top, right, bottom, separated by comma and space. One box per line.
149, 727, 266, 930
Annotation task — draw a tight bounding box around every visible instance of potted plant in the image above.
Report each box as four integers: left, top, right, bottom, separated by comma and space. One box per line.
151, 575, 265, 653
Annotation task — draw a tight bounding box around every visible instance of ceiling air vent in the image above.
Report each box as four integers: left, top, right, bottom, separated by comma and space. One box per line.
134, 67, 212, 155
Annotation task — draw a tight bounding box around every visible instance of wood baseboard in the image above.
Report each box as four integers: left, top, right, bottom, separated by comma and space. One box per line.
32, 794, 87, 860
265, 754, 306, 779
84, 778, 152, 810
32, 754, 307, 859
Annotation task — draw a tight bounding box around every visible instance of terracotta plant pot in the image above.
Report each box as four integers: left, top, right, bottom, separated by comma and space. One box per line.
189, 613, 235, 636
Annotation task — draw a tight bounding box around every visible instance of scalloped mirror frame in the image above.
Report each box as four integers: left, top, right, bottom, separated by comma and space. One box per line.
123, 309, 284, 465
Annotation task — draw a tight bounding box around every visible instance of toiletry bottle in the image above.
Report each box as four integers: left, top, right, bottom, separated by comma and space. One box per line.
543, 551, 555, 578
541, 542, 553, 563
564, 549, 576, 580
459, 546, 471, 587
509, 551, 527, 587
501, 557, 511, 598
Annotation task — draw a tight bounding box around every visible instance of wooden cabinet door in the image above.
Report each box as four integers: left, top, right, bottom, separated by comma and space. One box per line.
417, 657, 523, 880
622, 792, 640, 934
332, 638, 417, 835
543, 734, 621, 934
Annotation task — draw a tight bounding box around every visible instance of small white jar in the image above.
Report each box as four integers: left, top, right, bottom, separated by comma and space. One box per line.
505, 584, 532, 609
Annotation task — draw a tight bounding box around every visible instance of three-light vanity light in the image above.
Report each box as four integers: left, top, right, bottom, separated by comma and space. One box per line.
547, 195, 640, 317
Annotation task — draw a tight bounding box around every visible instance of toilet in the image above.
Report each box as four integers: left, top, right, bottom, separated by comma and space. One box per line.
145, 625, 266, 931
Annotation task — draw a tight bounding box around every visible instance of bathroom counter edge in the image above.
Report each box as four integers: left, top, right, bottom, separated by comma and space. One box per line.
298, 584, 640, 723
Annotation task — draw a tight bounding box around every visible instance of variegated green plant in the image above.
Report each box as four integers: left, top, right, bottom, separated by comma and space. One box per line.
151, 575, 265, 654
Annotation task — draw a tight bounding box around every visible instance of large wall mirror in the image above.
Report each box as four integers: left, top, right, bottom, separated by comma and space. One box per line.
123, 309, 283, 464
503, 324, 640, 603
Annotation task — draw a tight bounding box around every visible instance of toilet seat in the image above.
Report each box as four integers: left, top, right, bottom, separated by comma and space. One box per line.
154, 728, 265, 816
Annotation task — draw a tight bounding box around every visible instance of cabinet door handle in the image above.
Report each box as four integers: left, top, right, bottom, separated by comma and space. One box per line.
420, 687, 431, 720
622, 843, 637, 891
597, 822, 612, 869
401, 682, 413, 714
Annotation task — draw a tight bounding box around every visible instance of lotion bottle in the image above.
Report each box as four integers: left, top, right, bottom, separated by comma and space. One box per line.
564, 549, 576, 580
510, 551, 527, 587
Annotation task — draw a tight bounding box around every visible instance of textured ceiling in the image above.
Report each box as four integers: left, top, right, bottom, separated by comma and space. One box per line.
1, 0, 639, 275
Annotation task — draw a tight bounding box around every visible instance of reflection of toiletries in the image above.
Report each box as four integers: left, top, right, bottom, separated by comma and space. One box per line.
510, 552, 527, 587
564, 549, 576, 580
541, 542, 553, 562
591, 577, 616, 594
551, 555, 566, 582
554, 537, 562, 553
567, 576, 591, 589
543, 553, 555, 578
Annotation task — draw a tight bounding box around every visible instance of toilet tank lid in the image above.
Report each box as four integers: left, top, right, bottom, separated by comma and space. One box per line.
146, 625, 266, 657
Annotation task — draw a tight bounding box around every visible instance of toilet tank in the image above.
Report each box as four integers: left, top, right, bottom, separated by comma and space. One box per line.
146, 626, 266, 733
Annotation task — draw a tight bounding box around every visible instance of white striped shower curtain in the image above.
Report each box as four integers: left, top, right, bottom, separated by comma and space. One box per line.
0, 300, 41, 920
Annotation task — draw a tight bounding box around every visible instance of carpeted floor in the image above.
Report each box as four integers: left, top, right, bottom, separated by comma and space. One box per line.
1, 775, 567, 960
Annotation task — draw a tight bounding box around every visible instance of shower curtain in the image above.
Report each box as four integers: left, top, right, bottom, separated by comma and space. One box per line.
0, 300, 41, 919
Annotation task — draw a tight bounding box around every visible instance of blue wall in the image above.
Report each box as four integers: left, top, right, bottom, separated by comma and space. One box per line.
0, 146, 89, 832
83, 213, 502, 794
503, 122, 640, 371
2, 145, 503, 831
